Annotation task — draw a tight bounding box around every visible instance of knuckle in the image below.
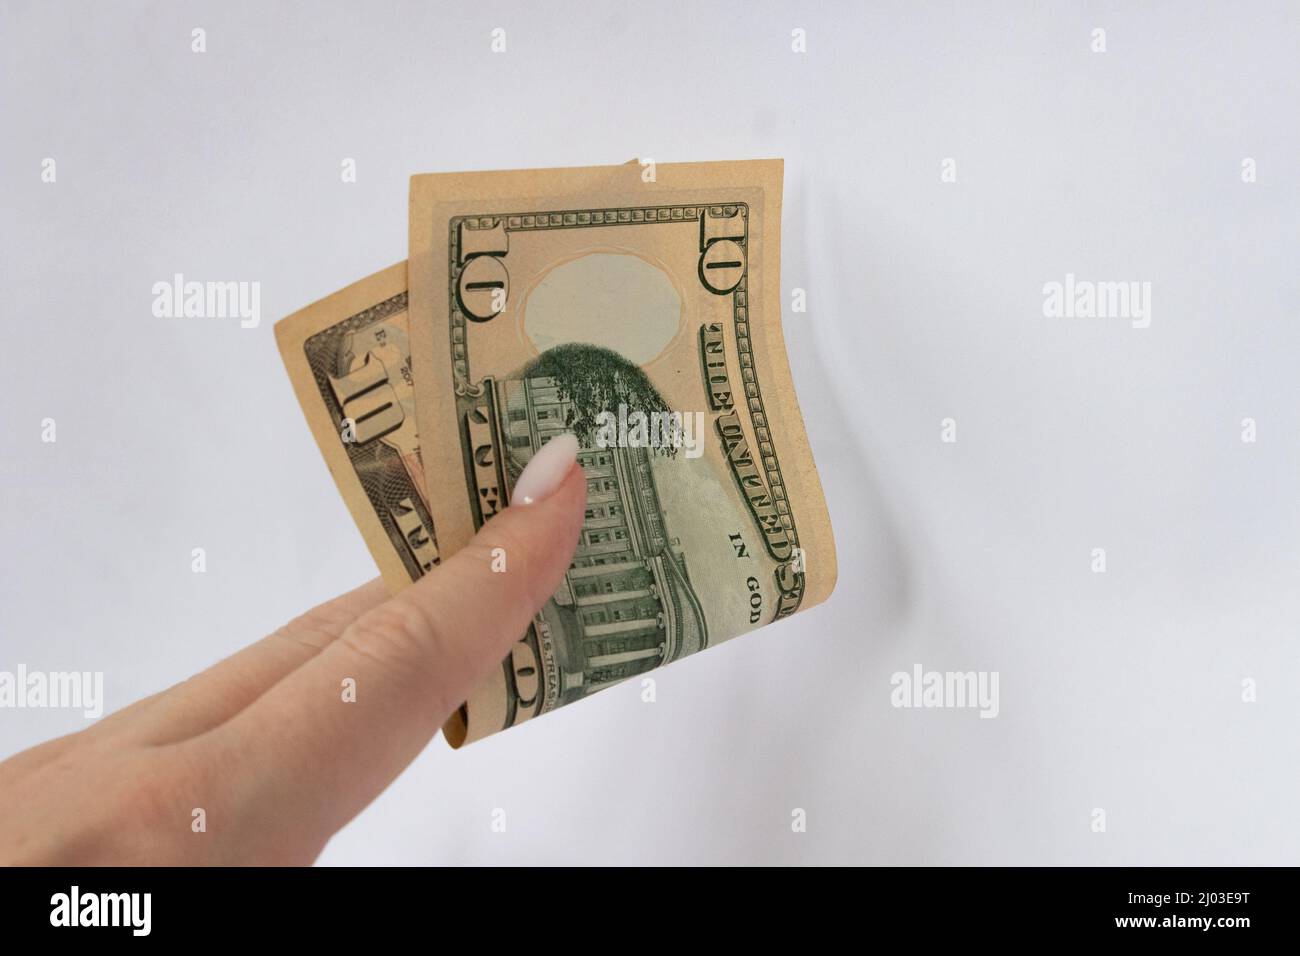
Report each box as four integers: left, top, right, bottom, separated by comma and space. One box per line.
104, 751, 215, 864
284, 598, 356, 637
267, 623, 335, 656
341, 601, 446, 688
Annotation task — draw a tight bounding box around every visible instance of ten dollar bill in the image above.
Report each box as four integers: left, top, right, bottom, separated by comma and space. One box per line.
274, 262, 439, 593
407, 159, 837, 746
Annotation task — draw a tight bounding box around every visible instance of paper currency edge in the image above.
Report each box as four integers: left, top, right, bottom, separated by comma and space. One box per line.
272, 261, 416, 595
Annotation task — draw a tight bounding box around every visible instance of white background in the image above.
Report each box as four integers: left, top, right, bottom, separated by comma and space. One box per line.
3, 1, 1297, 864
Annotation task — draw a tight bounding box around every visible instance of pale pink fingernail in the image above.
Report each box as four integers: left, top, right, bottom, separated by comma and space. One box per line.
511, 433, 578, 505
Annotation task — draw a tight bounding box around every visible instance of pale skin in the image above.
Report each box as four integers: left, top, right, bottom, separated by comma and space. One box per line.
0, 462, 587, 865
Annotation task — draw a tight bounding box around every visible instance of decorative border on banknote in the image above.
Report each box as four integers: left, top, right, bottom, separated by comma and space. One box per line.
303, 291, 438, 583
445, 201, 800, 568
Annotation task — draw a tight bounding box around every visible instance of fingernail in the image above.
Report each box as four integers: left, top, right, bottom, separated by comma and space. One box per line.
512, 433, 578, 505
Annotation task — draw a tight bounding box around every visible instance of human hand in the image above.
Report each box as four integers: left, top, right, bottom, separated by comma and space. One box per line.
0, 436, 585, 865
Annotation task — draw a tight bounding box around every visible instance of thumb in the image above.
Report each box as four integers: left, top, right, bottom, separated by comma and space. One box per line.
374, 432, 587, 712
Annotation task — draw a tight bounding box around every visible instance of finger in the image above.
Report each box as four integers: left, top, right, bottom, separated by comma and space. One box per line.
118, 577, 390, 745
201, 437, 585, 847
0, 731, 83, 779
